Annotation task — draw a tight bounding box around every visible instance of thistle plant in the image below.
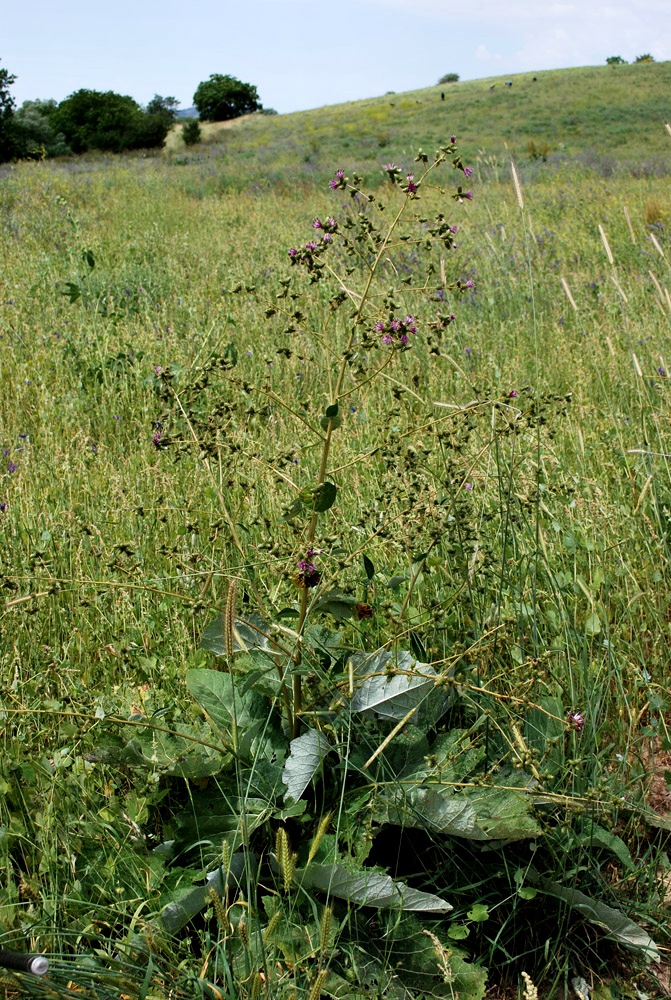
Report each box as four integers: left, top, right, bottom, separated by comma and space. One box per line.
261, 141, 476, 732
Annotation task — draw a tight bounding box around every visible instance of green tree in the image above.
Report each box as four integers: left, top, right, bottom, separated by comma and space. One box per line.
193, 74, 261, 122
0, 58, 20, 162
606, 55, 627, 65
634, 53, 655, 63
53, 89, 171, 153
14, 99, 72, 157
145, 94, 179, 124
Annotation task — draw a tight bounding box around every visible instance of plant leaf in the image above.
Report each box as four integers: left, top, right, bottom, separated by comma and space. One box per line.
377, 784, 542, 841
297, 863, 452, 912
282, 729, 332, 803
312, 480, 337, 512
537, 879, 660, 962
200, 613, 273, 657
351, 648, 450, 726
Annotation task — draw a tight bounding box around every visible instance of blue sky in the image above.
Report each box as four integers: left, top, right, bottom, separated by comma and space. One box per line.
4, 0, 669, 114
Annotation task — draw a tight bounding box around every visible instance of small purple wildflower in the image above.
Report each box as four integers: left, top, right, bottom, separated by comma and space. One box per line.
463, 190, 473, 201
154, 365, 164, 376
658, 367, 666, 377
568, 710, 585, 734
0, 503, 6, 513
382, 334, 394, 345
312, 218, 323, 229
304, 241, 317, 251
509, 390, 519, 398
152, 431, 163, 448
295, 547, 321, 588
464, 482, 473, 490
405, 173, 418, 194
464, 280, 474, 289
7, 461, 17, 474
450, 134, 457, 144
322, 233, 333, 244
464, 166, 473, 177
288, 247, 298, 258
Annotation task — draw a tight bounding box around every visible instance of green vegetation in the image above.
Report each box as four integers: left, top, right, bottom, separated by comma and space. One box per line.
193, 73, 262, 122
1, 63, 671, 1000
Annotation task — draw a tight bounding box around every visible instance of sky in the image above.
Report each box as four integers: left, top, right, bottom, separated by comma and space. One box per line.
3, 0, 670, 115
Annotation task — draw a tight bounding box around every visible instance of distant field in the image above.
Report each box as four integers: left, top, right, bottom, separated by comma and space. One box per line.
164, 61, 671, 183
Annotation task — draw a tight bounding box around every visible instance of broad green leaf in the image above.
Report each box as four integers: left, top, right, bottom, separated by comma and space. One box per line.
158, 853, 249, 934
447, 923, 470, 940
585, 611, 602, 635
570, 824, 635, 871
538, 879, 660, 962
186, 668, 268, 756
312, 480, 337, 511
282, 729, 332, 803
467, 903, 489, 922
378, 784, 541, 841
312, 590, 359, 620
363, 554, 375, 580
351, 648, 450, 726
200, 613, 273, 657
517, 887, 538, 899
297, 863, 452, 912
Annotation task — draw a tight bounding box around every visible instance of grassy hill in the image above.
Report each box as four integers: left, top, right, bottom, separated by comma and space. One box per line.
166, 61, 671, 187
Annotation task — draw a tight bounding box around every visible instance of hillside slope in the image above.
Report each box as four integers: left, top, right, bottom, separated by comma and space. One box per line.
166, 61, 671, 181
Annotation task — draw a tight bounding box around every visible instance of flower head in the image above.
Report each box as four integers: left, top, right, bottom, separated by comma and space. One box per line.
568, 710, 585, 734
294, 547, 322, 588
463, 165, 473, 177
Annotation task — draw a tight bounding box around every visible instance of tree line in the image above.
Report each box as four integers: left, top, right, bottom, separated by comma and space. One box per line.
0, 63, 264, 163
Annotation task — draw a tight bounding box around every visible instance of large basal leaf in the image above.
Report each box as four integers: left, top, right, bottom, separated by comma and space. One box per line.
186, 667, 266, 739
200, 613, 274, 657
158, 852, 250, 934
282, 728, 332, 803
537, 879, 660, 962
297, 862, 452, 912
377, 784, 541, 842
351, 648, 450, 726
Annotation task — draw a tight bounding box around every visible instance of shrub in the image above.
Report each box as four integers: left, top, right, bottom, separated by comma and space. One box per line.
52, 89, 171, 153
181, 120, 201, 146
438, 72, 460, 84
606, 55, 627, 65
14, 99, 72, 157
634, 53, 655, 63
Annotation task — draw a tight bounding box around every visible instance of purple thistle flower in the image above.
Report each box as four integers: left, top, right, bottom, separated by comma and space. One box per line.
382, 334, 394, 345
7, 461, 17, 474
398, 334, 409, 345
375, 321, 386, 332
568, 710, 585, 734
464, 279, 474, 289
463, 190, 473, 200
405, 173, 418, 194
304, 241, 317, 251
152, 431, 163, 448
328, 179, 339, 190
312, 218, 323, 229
288, 247, 298, 257
0, 502, 6, 512
383, 162, 399, 172
509, 390, 519, 398
322, 233, 333, 244
464, 166, 473, 177
450, 134, 457, 144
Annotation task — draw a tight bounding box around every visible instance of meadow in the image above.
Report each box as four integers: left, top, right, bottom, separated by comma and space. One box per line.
1, 62, 671, 1000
